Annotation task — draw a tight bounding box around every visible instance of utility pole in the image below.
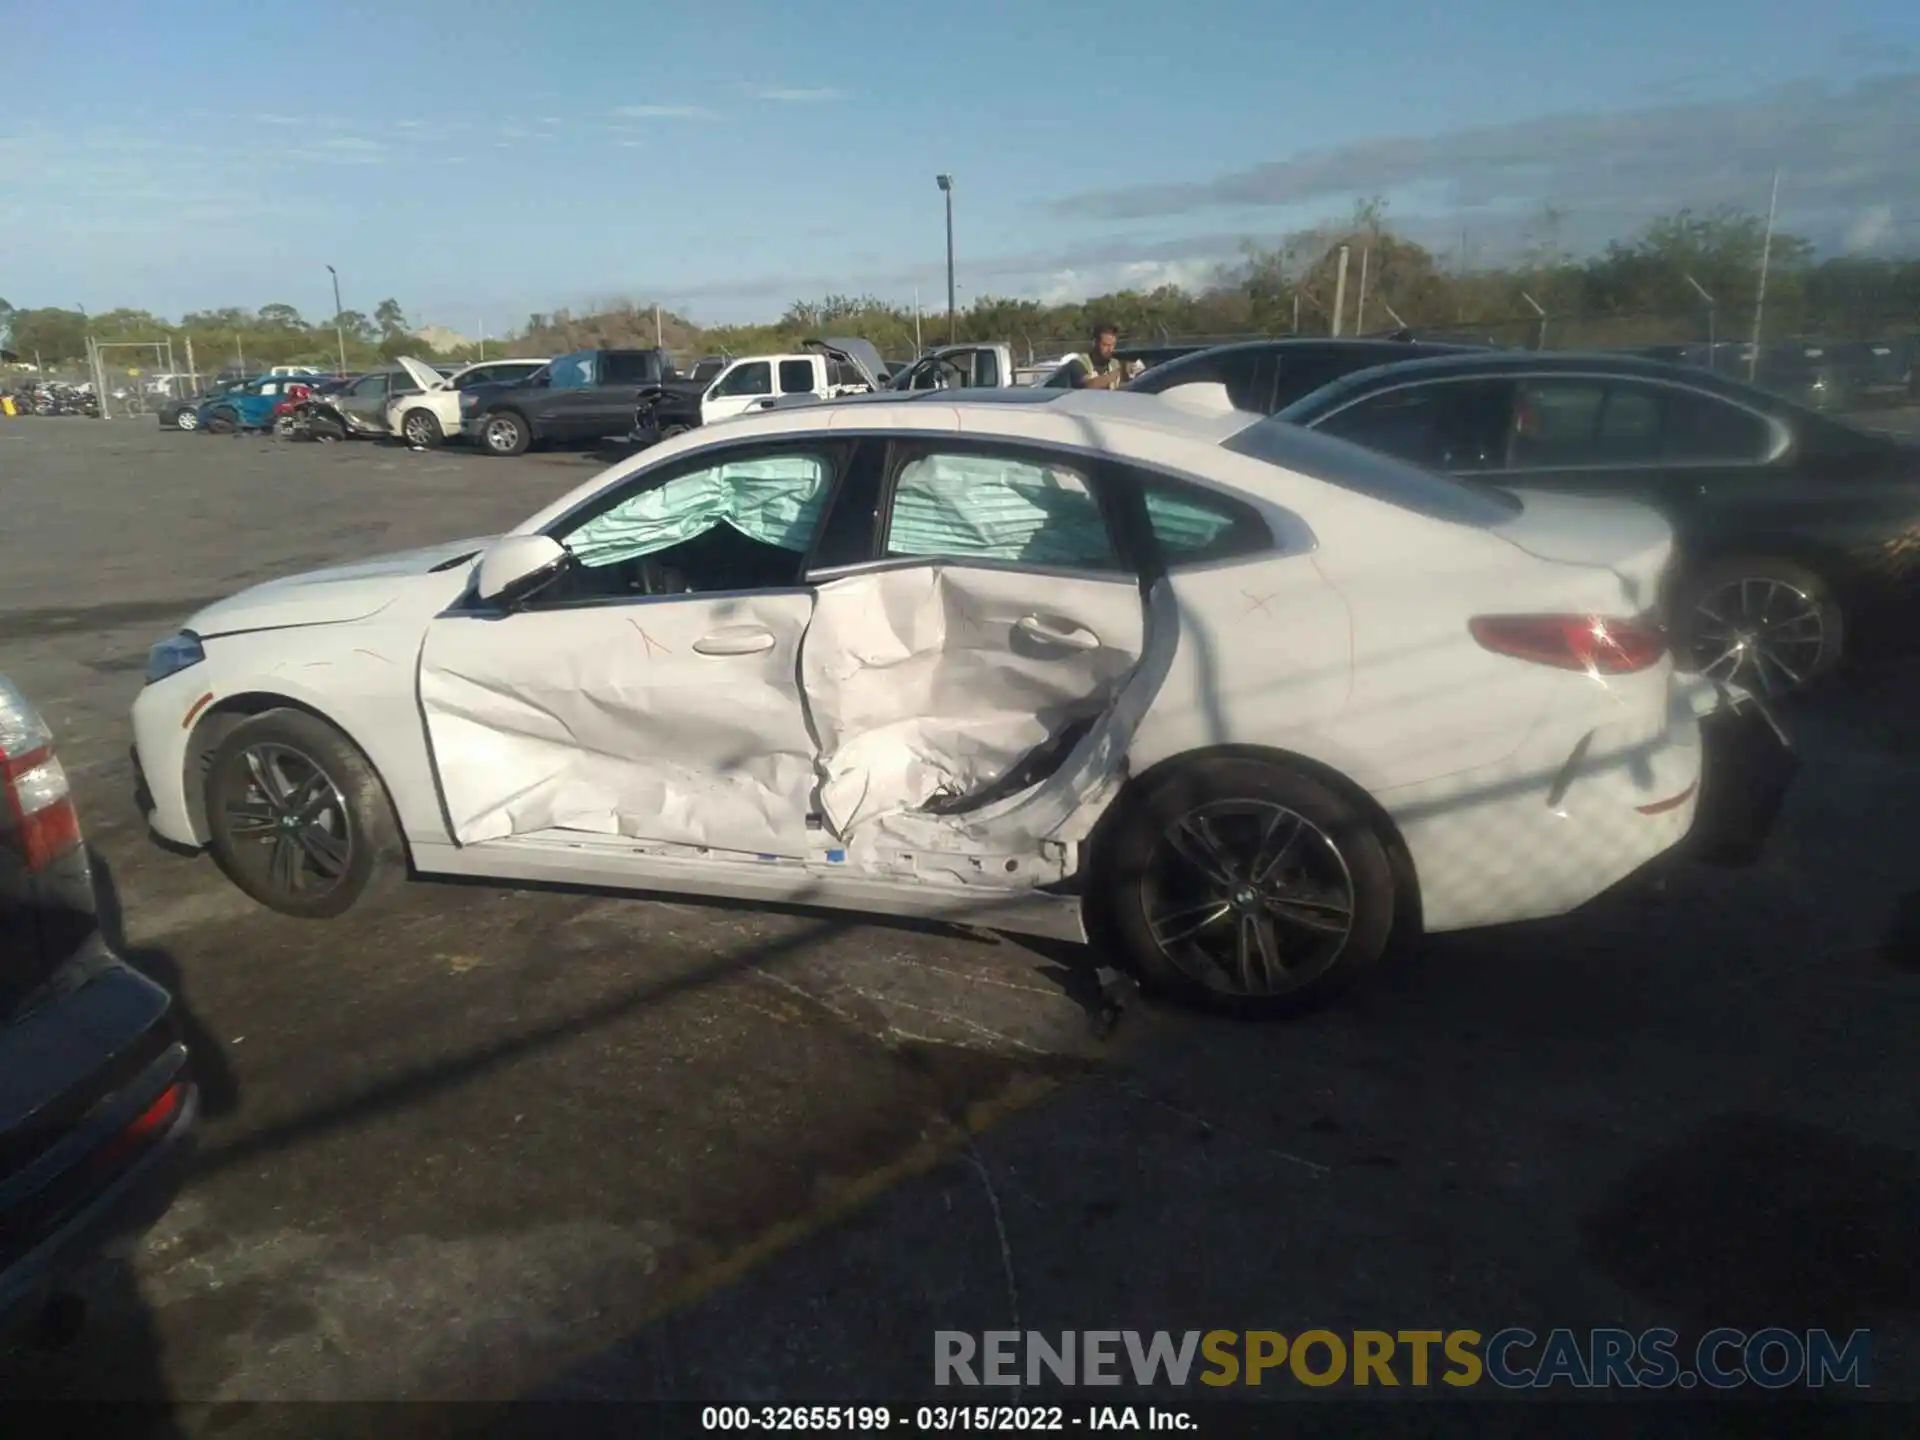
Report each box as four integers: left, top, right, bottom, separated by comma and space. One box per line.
1330, 246, 1351, 337
914, 287, 923, 351
235, 333, 245, 375
936, 174, 956, 344
185, 334, 199, 394
326, 264, 348, 377
1520, 291, 1547, 350
1748, 168, 1780, 383
1684, 273, 1716, 368
654, 303, 663, 348
1355, 246, 1371, 335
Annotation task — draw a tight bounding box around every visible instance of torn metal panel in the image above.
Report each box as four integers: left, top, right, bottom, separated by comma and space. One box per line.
801, 564, 1146, 838
418, 593, 819, 853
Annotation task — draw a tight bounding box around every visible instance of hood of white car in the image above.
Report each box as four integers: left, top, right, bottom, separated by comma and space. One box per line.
188, 535, 499, 636
396, 356, 451, 392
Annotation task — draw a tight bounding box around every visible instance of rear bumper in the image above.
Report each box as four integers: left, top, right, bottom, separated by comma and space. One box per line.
0, 948, 199, 1341
1392, 674, 1790, 933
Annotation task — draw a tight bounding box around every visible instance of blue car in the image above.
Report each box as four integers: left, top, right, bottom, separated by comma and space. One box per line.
195, 373, 328, 434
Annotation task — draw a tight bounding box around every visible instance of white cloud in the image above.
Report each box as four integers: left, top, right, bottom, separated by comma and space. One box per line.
751, 86, 844, 103
613, 104, 712, 120
294, 135, 387, 165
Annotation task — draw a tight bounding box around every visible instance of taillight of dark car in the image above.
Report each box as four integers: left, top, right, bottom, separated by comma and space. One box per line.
0, 676, 84, 871
1469, 615, 1667, 674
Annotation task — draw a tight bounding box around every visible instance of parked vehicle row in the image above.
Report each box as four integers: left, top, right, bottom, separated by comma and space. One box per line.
1127, 339, 1920, 698
5, 383, 101, 418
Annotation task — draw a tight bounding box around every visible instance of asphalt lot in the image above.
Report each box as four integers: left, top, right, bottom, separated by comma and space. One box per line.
0, 416, 1916, 1425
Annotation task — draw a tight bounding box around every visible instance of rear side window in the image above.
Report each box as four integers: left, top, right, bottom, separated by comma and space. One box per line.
1225, 415, 1521, 526
1136, 475, 1271, 565
883, 449, 1121, 571
778, 359, 817, 394
1314, 380, 1514, 472
602, 352, 661, 384
1659, 389, 1773, 463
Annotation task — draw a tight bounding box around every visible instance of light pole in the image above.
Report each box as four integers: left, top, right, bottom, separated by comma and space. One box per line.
326, 264, 348, 376
935, 174, 955, 344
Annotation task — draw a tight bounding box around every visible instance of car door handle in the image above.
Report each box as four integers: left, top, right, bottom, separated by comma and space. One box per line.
1015, 615, 1101, 651
692, 625, 778, 656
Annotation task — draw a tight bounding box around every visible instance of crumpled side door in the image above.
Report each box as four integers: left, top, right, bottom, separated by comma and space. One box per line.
797, 444, 1148, 843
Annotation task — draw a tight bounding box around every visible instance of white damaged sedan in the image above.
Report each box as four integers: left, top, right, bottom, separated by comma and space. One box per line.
132, 388, 1781, 1014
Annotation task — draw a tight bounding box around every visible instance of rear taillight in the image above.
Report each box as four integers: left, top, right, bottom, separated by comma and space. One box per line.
1470, 614, 1667, 674
0, 675, 83, 870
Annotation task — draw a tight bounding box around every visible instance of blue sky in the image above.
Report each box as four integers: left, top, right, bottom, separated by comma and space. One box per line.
3, 0, 1917, 334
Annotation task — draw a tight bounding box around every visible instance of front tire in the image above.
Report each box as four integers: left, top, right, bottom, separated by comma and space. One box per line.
401, 408, 444, 448
203, 709, 404, 919
175, 408, 200, 432
203, 407, 237, 435
479, 411, 531, 456
1674, 556, 1843, 698
1094, 755, 1400, 1018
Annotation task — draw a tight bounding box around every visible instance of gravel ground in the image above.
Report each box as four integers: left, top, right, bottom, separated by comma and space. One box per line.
0, 417, 1914, 1429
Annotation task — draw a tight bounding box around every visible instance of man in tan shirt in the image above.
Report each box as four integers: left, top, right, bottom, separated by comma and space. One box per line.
1068, 321, 1138, 389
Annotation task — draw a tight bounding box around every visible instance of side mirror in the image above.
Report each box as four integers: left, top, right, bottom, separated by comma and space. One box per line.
475, 535, 568, 609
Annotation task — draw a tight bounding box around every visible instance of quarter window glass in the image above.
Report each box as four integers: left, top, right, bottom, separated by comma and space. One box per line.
885, 452, 1119, 570
602, 352, 660, 384
1661, 391, 1773, 462
713, 361, 773, 398
1139, 477, 1270, 564
1509, 382, 1605, 466
778, 359, 816, 394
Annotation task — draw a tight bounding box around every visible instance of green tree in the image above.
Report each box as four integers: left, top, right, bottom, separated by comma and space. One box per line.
374, 297, 407, 340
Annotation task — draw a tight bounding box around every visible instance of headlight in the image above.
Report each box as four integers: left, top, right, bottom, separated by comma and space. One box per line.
146, 631, 206, 685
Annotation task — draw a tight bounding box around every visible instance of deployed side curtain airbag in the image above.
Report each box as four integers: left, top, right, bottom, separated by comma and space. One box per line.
885, 454, 1116, 568
568, 456, 829, 569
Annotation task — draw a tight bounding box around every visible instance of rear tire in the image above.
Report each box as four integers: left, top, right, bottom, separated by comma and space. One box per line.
204, 407, 237, 435
479, 411, 531, 457
203, 709, 404, 919
1093, 755, 1400, 1018
1673, 556, 1843, 698
401, 408, 444, 448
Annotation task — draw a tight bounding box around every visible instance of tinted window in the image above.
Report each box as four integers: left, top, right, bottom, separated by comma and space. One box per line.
778, 359, 817, 394
883, 449, 1121, 571
457, 366, 498, 388
494, 362, 544, 385
1270, 355, 1376, 411
713, 361, 772, 398
602, 352, 661, 385
1137, 476, 1271, 565
1225, 416, 1521, 526
1315, 381, 1513, 471
390, 371, 423, 397
1660, 389, 1773, 463
346, 373, 386, 398
550, 352, 596, 389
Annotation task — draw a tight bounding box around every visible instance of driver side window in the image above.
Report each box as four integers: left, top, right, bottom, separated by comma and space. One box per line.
538, 449, 837, 605
712, 361, 773, 398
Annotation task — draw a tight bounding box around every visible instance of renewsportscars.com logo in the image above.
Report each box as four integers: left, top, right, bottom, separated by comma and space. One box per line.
935, 1329, 1872, 1390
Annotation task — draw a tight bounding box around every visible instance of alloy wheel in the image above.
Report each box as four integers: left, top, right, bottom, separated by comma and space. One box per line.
484, 416, 521, 453
1142, 799, 1355, 998
176, 408, 199, 431
1689, 577, 1825, 697
404, 412, 435, 447
221, 743, 354, 899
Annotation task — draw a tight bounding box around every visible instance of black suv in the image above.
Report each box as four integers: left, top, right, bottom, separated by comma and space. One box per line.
462, 348, 678, 456
0, 673, 197, 1343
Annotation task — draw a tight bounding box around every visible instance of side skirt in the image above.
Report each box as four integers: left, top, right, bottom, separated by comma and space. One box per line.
408, 836, 1089, 942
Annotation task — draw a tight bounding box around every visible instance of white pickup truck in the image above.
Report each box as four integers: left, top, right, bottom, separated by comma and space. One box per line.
629, 338, 881, 444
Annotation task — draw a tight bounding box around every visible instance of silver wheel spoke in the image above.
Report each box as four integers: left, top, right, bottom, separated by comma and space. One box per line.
1149, 899, 1233, 944
225, 803, 277, 838
245, 749, 290, 807
1248, 808, 1304, 886
270, 835, 302, 891
298, 823, 349, 876
1168, 815, 1238, 888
